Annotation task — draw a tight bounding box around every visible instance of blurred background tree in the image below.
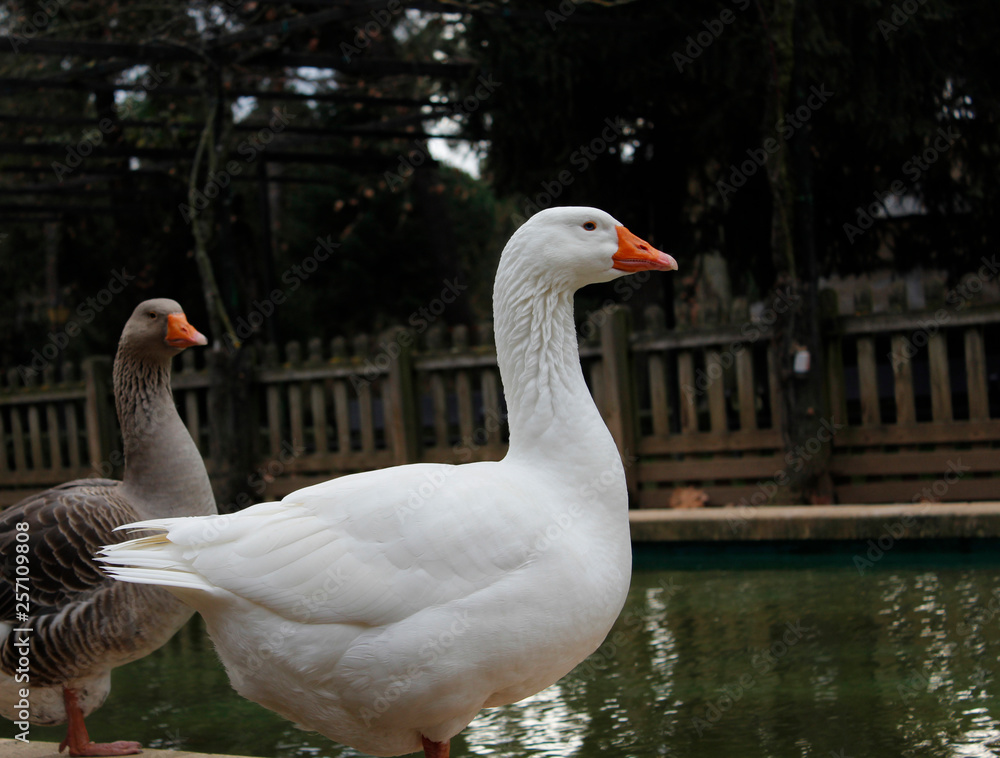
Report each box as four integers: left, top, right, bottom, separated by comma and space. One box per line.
1, 0, 997, 502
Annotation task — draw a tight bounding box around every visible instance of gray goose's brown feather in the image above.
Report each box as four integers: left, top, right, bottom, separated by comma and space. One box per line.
0, 479, 162, 686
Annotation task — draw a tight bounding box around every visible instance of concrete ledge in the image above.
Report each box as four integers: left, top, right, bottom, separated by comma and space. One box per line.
628, 502, 1000, 542
0, 741, 253, 758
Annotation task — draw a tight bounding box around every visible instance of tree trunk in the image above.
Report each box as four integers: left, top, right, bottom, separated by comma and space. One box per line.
761, 0, 833, 503
188, 81, 257, 511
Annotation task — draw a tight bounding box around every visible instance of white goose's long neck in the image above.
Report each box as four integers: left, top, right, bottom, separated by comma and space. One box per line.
493, 254, 620, 475
113, 345, 216, 519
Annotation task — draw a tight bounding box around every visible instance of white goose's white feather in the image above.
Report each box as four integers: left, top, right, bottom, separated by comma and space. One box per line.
109, 463, 551, 625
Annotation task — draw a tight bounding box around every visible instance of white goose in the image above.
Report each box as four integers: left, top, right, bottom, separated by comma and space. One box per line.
100, 207, 677, 758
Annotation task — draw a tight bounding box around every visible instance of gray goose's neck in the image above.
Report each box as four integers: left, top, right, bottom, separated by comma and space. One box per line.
493, 253, 620, 476
113, 344, 216, 519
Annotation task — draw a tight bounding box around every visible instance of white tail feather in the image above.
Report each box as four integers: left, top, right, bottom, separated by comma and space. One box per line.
99, 532, 216, 594
102, 566, 217, 592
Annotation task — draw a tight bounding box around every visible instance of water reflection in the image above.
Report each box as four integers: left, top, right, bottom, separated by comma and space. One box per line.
464, 685, 589, 757
23, 544, 1000, 758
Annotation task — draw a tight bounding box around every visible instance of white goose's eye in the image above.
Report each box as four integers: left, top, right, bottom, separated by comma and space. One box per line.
582, 221, 597, 231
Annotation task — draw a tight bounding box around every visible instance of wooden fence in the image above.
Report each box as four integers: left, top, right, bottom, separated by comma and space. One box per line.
1, 291, 998, 508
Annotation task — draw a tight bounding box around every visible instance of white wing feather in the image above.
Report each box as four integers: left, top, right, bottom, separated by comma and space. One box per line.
101, 461, 536, 627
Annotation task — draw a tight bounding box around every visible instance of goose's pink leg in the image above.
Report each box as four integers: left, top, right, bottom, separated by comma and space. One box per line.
58, 688, 142, 756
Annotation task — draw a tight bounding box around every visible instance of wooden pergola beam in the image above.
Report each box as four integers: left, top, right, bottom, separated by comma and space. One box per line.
0, 112, 474, 142
0, 76, 459, 109
0, 140, 410, 169
0, 37, 475, 79
0, 203, 144, 213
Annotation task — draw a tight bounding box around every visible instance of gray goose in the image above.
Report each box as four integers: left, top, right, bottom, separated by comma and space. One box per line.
0, 299, 216, 756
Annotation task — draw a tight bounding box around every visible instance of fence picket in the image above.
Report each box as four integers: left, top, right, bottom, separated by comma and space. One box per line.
311, 382, 329, 453
358, 380, 375, 454
66, 400, 81, 469
46, 403, 61, 470
452, 326, 474, 446
643, 306, 671, 436
965, 327, 989, 420
480, 369, 501, 443
0, 406, 7, 473
456, 370, 474, 445
928, 332, 953, 422
333, 379, 351, 453
266, 384, 283, 457
430, 373, 449, 447
736, 347, 756, 431
677, 350, 697, 434
10, 404, 26, 472
705, 349, 727, 433
181, 351, 200, 450
890, 334, 916, 425
648, 351, 671, 436
826, 337, 847, 427
857, 337, 881, 426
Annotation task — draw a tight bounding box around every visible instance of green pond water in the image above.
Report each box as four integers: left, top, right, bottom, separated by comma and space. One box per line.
20, 541, 1000, 758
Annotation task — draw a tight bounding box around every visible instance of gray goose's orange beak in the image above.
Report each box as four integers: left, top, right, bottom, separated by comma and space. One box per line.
165, 313, 208, 348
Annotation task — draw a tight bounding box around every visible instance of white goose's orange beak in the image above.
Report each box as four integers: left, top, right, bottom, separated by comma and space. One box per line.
166, 313, 208, 348
612, 226, 678, 272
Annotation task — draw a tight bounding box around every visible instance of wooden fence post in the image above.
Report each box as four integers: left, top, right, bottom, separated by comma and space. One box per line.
385, 327, 420, 465
600, 306, 638, 502
82, 355, 114, 474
